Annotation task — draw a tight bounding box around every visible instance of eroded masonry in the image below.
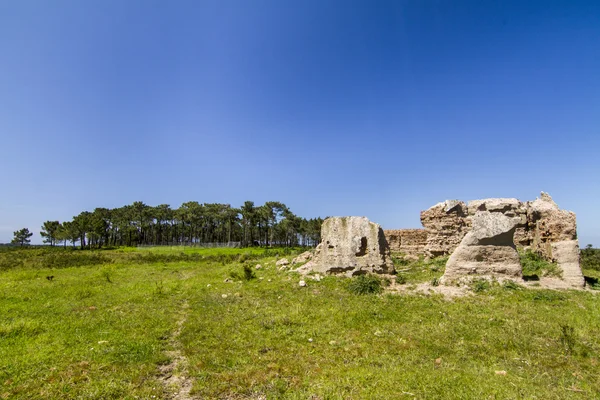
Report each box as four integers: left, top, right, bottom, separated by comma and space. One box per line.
292, 192, 584, 288
384, 192, 583, 287
298, 216, 395, 277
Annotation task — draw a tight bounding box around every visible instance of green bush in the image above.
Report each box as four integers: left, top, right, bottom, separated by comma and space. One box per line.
502, 280, 521, 290
427, 257, 448, 270
391, 254, 412, 267
237, 252, 252, 263
470, 279, 491, 293
243, 264, 256, 280
559, 324, 576, 354
531, 290, 566, 302
581, 245, 600, 271
229, 264, 256, 281
347, 275, 383, 295
520, 250, 562, 278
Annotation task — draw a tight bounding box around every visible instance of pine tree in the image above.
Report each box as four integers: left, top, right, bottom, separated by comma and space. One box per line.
12, 228, 33, 247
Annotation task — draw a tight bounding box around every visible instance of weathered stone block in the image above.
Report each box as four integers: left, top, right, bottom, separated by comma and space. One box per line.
442, 211, 523, 283
420, 200, 468, 257
300, 217, 394, 276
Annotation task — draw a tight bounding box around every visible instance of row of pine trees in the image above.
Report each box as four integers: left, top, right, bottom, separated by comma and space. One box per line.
38, 201, 323, 249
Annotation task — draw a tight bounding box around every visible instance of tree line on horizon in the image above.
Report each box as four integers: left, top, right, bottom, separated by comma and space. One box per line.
10, 201, 324, 249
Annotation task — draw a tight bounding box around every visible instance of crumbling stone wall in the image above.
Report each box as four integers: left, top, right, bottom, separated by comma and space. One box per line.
422, 192, 583, 287
420, 200, 469, 258
384, 229, 427, 255
525, 193, 583, 287
320, 193, 583, 287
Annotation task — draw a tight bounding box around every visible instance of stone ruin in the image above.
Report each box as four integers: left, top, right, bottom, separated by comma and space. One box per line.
395, 192, 583, 287
298, 216, 395, 277
294, 192, 584, 289
442, 211, 523, 283
383, 229, 427, 256
420, 200, 469, 258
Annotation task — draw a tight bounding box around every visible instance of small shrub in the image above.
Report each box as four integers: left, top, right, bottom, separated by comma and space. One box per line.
471, 279, 490, 293
502, 280, 521, 290
430, 277, 440, 287
102, 270, 112, 283
532, 290, 566, 301
154, 281, 165, 296
237, 252, 251, 263
348, 275, 383, 295
559, 324, 576, 354
243, 264, 256, 280
75, 288, 94, 300
392, 254, 411, 267
395, 275, 406, 285
520, 250, 562, 278
262, 248, 273, 257
229, 264, 256, 281
428, 257, 448, 270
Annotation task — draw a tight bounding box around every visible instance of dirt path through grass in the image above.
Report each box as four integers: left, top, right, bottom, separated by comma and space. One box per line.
159, 300, 193, 399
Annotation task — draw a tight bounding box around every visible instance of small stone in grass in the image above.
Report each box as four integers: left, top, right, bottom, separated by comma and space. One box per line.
221, 294, 228, 299
495, 370, 507, 376
299, 280, 307, 287
308, 338, 313, 342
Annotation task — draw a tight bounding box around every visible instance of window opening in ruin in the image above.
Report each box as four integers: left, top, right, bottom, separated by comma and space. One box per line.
356, 236, 368, 256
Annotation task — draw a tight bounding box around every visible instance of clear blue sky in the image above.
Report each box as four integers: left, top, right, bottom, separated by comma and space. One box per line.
1, 0, 599, 245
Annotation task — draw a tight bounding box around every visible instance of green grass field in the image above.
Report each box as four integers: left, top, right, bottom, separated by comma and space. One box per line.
1, 247, 599, 399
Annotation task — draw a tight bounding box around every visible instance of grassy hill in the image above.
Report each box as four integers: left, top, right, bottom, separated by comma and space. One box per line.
1, 247, 599, 399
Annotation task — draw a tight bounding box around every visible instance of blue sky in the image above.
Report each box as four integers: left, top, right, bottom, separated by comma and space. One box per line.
1, 0, 599, 245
